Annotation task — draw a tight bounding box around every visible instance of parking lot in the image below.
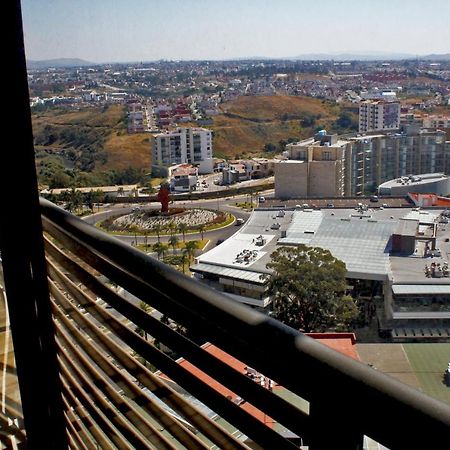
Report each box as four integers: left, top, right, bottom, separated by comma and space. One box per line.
263, 196, 413, 209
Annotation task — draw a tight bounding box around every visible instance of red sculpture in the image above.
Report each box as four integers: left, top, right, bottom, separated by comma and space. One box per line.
157, 184, 170, 213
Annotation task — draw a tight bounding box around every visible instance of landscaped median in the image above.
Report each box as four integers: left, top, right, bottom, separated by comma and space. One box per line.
97, 207, 235, 237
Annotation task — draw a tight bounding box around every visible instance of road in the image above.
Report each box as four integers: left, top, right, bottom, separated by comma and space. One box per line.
82, 195, 257, 252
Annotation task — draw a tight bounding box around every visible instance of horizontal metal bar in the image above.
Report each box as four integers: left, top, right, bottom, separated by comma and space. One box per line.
51, 284, 209, 450
59, 351, 145, 450
64, 408, 95, 450
62, 381, 117, 450
50, 283, 176, 450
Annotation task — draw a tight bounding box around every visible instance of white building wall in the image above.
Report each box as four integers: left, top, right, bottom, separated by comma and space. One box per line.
152, 127, 214, 174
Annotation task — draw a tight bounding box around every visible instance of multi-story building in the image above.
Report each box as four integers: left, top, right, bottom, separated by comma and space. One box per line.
275, 129, 450, 199
359, 100, 400, 133
423, 115, 450, 129
275, 131, 352, 198
151, 127, 214, 175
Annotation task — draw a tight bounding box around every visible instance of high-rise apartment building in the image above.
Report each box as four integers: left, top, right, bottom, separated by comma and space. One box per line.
276, 129, 450, 198
359, 100, 400, 133
275, 131, 352, 198
151, 127, 214, 174
349, 130, 448, 194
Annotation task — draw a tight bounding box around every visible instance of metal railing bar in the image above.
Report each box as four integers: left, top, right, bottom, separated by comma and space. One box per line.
64, 409, 95, 450
46, 238, 311, 439
67, 429, 83, 450
51, 291, 177, 450
54, 299, 210, 450
0, 412, 26, 443
41, 200, 450, 448
45, 250, 247, 450
58, 339, 178, 450
59, 351, 153, 450
48, 260, 295, 450
61, 385, 117, 450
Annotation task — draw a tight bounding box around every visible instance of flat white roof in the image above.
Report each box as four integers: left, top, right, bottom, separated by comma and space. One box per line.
191, 263, 265, 284
392, 285, 450, 295
194, 207, 449, 285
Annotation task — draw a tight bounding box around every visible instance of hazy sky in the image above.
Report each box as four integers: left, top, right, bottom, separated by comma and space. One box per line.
21, 0, 450, 62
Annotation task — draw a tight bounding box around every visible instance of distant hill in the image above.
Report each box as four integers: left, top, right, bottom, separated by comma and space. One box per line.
293, 52, 415, 61
211, 95, 344, 158
420, 53, 450, 61
249, 52, 450, 62
27, 58, 95, 69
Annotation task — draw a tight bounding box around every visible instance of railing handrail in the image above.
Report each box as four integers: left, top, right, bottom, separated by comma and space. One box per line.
40, 197, 450, 449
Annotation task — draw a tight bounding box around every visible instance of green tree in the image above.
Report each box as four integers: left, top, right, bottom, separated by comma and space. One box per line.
168, 235, 179, 254
178, 223, 188, 242
65, 188, 83, 214
184, 240, 199, 264
264, 245, 358, 332
167, 221, 177, 237
153, 223, 162, 243
152, 242, 168, 260
198, 224, 206, 240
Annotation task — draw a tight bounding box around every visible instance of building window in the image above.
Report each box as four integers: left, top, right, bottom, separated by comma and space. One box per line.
323, 151, 332, 161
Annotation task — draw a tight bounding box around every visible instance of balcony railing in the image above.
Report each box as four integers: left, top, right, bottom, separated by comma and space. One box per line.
3, 2, 449, 447
3, 198, 449, 449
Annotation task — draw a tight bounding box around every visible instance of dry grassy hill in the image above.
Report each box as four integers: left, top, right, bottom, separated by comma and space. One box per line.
211, 95, 342, 157
32, 104, 151, 172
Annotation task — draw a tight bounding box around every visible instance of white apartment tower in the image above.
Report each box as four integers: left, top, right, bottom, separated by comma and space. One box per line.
152, 127, 214, 174
359, 100, 400, 133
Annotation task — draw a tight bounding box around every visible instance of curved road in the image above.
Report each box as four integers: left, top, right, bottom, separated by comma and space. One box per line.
82, 195, 260, 254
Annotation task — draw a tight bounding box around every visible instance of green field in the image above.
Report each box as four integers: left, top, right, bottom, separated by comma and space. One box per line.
403, 343, 450, 405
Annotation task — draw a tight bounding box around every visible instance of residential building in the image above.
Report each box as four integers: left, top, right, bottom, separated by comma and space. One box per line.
423, 115, 450, 129
168, 164, 198, 192
151, 127, 214, 175
359, 100, 400, 133
277, 128, 450, 199
275, 131, 352, 198
222, 158, 276, 185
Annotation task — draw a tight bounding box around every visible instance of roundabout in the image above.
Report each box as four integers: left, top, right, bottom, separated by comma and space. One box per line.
99, 207, 233, 236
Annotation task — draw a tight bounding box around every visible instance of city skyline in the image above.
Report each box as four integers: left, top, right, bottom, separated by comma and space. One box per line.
22, 0, 450, 63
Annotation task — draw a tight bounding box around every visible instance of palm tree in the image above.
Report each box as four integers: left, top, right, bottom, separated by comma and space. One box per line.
153, 223, 162, 243
181, 249, 188, 274
184, 240, 198, 264
168, 221, 177, 237
178, 223, 188, 242
168, 235, 179, 254
152, 242, 168, 260
67, 188, 83, 214
198, 224, 206, 241
143, 230, 149, 250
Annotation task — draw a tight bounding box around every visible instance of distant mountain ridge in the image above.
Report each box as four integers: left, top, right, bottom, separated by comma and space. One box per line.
27, 58, 95, 69
27, 53, 450, 68
291, 52, 450, 61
